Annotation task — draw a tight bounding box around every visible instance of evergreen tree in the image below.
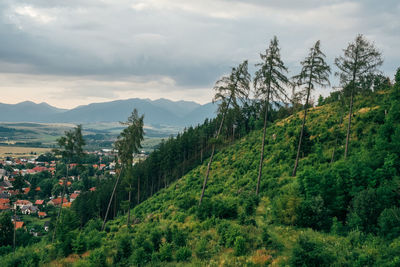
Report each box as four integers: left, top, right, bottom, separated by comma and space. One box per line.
292, 41, 331, 176
102, 109, 144, 230
335, 34, 383, 159
0, 212, 13, 247
199, 60, 251, 205
254, 36, 289, 195
52, 125, 85, 242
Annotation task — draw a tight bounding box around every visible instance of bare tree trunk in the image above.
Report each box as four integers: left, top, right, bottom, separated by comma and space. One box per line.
113, 192, 116, 218
199, 97, 231, 205
151, 176, 154, 196
52, 163, 68, 243
127, 185, 131, 227
13, 208, 16, 256
256, 92, 270, 195
331, 110, 344, 164
101, 169, 122, 231
344, 86, 354, 159
292, 87, 311, 177
137, 176, 140, 205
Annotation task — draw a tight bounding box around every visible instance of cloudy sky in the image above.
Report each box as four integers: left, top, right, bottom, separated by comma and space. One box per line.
0, 0, 399, 108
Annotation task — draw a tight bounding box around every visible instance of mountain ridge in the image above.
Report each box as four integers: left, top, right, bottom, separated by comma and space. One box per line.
0, 98, 217, 127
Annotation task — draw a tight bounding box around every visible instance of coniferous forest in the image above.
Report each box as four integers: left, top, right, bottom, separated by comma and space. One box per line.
1, 35, 400, 266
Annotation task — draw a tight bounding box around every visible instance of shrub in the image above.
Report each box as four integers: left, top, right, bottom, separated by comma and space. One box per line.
172, 226, 187, 247
158, 243, 173, 262
195, 238, 210, 260
130, 247, 149, 266
378, 207, 400, 240
87, 248, 106, 267
234, 236, 247, 256
114, 235, 133, 263
176, 247, 192, 262
289, 232, 335, 267
72, 233, 86, 255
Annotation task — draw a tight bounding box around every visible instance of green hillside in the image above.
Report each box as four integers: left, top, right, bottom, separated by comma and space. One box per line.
2, 82, 400, 266
3, 84, 397, 266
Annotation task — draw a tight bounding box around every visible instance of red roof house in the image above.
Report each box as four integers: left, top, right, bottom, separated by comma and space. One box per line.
35, 200, 44, 205
14, 221, 24, 229
47, 197, 68, 206
38, 212, 47, 218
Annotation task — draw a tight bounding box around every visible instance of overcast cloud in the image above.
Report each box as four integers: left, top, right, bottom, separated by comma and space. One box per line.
0, 0, 399, 108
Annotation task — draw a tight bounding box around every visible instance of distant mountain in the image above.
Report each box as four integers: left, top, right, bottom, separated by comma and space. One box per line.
0, 99, 217, 127
0, 101, 66, 122
183, 102, 218, 126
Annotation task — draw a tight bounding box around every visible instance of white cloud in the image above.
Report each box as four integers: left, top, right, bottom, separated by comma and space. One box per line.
0, 0, 398, 107
14, 5, 55, 24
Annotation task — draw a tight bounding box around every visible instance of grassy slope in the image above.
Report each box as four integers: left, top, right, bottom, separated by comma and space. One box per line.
68, 91, 391, 266
20, 89, 394, 266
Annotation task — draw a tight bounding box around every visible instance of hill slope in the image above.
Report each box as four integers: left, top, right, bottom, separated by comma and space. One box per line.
2, 86, 400, 266
74, 87, 400, 265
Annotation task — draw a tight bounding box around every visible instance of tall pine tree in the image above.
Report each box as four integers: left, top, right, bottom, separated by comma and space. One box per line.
335, 34, 383, 159
292, 40, 331, 176
199, 60, 251, 205
254, 36, 289, 195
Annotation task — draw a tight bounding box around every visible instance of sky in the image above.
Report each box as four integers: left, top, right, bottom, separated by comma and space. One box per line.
0, 0, 399, 109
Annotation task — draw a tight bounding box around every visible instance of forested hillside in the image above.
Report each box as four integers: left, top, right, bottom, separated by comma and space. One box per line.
2, 69, 399, 266
1, 34, 400, 266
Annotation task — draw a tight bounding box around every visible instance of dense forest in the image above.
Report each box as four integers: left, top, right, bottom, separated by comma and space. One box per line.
1, 35, 400, 266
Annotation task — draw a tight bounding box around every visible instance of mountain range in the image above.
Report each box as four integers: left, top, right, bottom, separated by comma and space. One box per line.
0, 99, 218, 127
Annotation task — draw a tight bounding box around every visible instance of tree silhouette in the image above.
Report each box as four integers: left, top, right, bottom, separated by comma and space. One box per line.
199, 60, 251, 205
52, 125, 85, 242
292, 41, 331, 176
102, 109, 144, 230
254, 36, 289, 195
335, 34, 383, 159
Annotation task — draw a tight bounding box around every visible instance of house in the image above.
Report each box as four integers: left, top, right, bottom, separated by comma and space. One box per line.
0, 198, 10, 205
0, 192, 10, 199
21, 205, 38, 215
44, 221, 50, 232
0, 204, 10, 211
62, 202, 72, 208
14, 200, 33, 209
32, 166, 48, 173
35, 187, 41, 192
0, 199, 10, 211
47, 197, 68, 206
0, 169, 6, 178
29, 228, 40, 237
0, 180, 13, 189
70, 193, 79, 202
35, 199, 44, 206
58, 180, 72, 186
23, 187, 31, 194
38, 211, 47, 218
89, 187, 96, 192
14, 221, 24, 230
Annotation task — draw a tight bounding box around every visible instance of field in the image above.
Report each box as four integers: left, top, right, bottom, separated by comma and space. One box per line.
0, 122, 181, 155
0, 146, 52, 159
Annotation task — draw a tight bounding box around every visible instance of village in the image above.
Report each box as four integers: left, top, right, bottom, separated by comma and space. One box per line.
0, 148, 147, 239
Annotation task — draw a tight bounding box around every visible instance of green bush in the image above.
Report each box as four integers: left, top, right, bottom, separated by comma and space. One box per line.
289, 232, 336, 267
195, 238, 210, 260
176, 247, 192, 262
87, 248, 106, 267
130, 247, 149, 266
234, 236, 247, 256
158, 243, 173, 262
378, 207, 400, 240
